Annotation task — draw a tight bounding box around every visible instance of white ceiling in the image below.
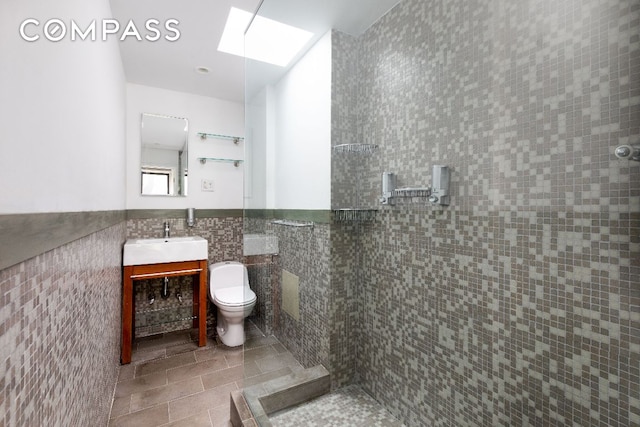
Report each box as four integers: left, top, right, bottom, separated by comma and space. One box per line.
109, 0, 401, 104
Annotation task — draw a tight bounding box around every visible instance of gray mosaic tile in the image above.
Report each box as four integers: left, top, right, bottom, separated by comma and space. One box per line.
0, 222, 126, 426
326, 0, 640, 425
270, 385, 405, 427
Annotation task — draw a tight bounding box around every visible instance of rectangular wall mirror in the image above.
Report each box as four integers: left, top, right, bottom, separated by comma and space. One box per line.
140, 113, 188, 196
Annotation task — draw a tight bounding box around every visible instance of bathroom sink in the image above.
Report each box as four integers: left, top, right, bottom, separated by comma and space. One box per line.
123, 236, 208, 266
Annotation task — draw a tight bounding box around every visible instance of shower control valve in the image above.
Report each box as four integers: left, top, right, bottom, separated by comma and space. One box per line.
615, 145, 640, 161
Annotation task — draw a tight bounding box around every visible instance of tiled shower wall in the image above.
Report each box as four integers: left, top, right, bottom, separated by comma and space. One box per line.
332, 0, 639, 426
244, 218, 331, 370
126, 216, 243, 337
0, 223, 126, 426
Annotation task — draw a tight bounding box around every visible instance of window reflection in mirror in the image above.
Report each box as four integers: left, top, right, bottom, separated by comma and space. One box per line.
140, 113, 188, 197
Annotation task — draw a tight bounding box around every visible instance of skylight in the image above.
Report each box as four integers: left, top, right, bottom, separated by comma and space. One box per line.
217, 7, 314, 67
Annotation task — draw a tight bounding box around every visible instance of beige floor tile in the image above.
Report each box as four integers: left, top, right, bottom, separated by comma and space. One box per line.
136, 330, 192, 352
166, 354, 229, 383
165, 409, 213, 427
168, 383, 237, 422
271, 343, 288, 354
110, 323, 315, 426
132, 347, 167, 364
136, 352, 197, 378
118, 364, 136, 382
115, 373, 168, 399
109, 396, 131, 419
242, 345, 277, 364
242, 360, 261, 378
109, 403, 169, 427
201, 365, 244, 390
224, 351, 244, 367
254, 354, 291, 373
244, 335, 278, 349
243, 367, 292, 388
210, 405, 233, 427
166, 341, 202, 357
130, 377, 204, 412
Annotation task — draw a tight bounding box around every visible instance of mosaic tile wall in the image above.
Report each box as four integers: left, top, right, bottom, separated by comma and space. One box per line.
245, 254, 280, 336
0, 222, 126, 426
127, 216, 243, 337
133, 275, 196, 337
245, 218, 332, 371
328, 222, 361, 388
329, 30, 370, 389
330, 0, 640, 425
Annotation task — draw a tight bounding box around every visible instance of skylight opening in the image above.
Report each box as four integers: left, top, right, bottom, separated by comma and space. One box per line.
217, 7, 314, 67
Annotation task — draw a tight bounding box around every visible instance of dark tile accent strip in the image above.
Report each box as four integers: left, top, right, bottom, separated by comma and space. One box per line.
244, 210, 332, 224
0, 210, 126, 270
127, 209, 243, 219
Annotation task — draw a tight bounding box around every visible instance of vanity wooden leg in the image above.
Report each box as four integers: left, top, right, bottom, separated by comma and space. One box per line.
192, 274, 199, 330
122, 267, 134, 364
198, 261, 207, 347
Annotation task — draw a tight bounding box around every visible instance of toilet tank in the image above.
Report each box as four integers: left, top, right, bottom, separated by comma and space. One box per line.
209, 261, 249, 292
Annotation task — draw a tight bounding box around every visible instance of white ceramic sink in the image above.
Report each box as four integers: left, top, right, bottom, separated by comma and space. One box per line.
123, 236, 208, 266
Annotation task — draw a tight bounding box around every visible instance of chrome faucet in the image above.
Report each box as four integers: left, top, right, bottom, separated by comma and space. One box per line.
163, 221, 170, 239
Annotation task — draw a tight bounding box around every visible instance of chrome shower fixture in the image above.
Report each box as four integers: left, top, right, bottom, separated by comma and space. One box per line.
429, 165, 450, 206
614, 145, 640, 161
380, 172, 397, 205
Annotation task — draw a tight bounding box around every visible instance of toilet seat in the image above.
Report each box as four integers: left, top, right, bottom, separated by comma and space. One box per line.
214, 287, 256, 307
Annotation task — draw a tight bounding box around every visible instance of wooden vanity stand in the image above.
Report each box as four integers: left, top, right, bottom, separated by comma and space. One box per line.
121, 260, 208, 364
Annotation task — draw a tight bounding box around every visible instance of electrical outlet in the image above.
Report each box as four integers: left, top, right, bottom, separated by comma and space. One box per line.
201, 179, 214, 192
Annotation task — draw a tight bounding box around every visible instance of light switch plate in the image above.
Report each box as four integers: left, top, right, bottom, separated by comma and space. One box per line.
201, 179, 214, 192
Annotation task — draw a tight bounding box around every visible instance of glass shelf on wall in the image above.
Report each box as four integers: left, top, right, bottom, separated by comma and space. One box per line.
198, 132, 244, 144
198, 157, 244, 167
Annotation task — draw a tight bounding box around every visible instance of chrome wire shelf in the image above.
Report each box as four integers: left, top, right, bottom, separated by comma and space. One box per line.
332, 209, 378, 222
392, 187, 431, 198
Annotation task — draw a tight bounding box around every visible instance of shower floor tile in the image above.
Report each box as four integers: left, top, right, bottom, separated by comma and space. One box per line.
269, 385, 405, 427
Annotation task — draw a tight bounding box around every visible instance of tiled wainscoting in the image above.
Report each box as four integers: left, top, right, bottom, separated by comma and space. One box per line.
0, 222, 126, 426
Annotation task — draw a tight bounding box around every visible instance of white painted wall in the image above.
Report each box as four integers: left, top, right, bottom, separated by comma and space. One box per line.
273, 31, 332, 210
0, 0, 126, 214
126, 83, 245, 210
245, 31, 332, 211
245, 88, 268, 209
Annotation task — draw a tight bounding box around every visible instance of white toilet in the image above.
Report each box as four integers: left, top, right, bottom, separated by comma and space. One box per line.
208, 261, 256, 347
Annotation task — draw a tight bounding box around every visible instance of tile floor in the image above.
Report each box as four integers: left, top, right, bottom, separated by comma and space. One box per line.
269, 385, 405, 427
109, 323, 404, 427
108, 324, 303, 427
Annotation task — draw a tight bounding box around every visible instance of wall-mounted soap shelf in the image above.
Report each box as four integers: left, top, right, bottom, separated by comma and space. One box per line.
271, 220, 314, 229
332, 209, 377, 222
392, 188, 432, 198
198, 157, 243, 167
198, 132, 244, 144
